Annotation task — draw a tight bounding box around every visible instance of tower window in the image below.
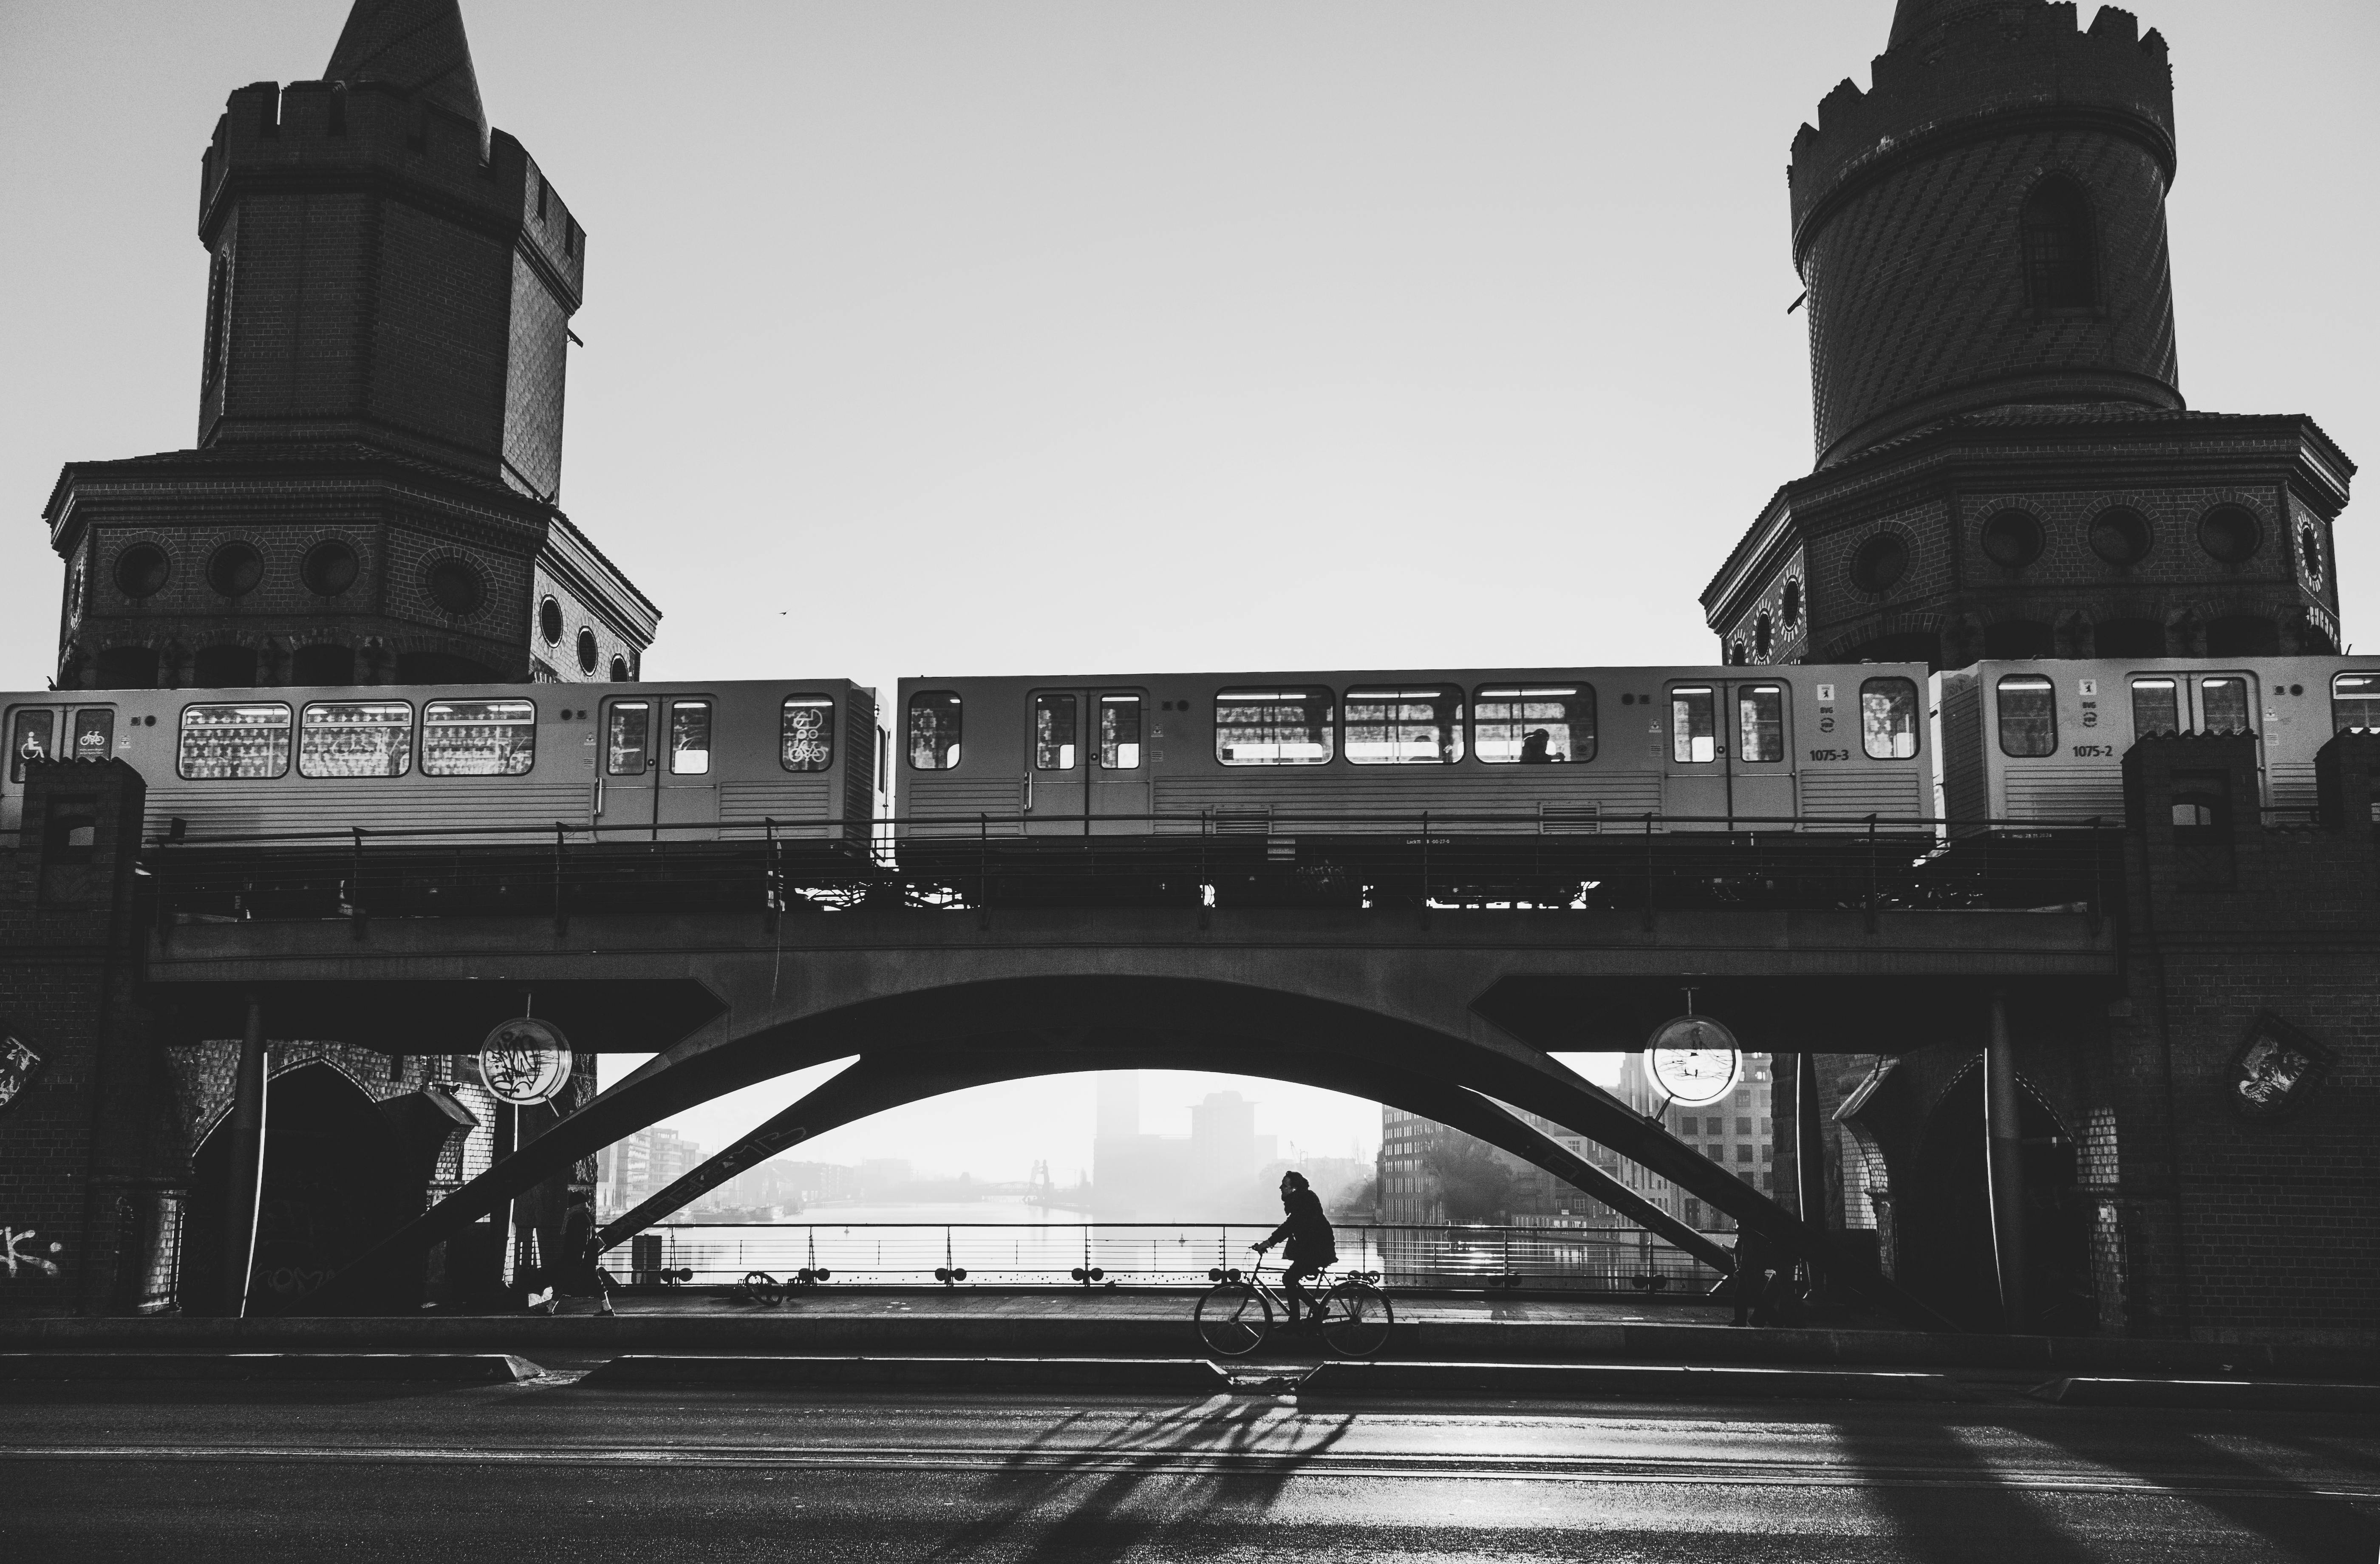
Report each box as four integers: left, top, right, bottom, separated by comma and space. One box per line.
1849, 532, 1908, 594
1753, 612, 1774, 661
1780, 578, 1802, 631
302, 540, 359, 597
2021, 177, 2097, 310
2298, 523, 2326, 590
577, 628, 599, 675
2089, 507, 2153, 566
608, 655, 630, 682
539, 597, 564, 645
206, 542, 264, 598
115, 543, 170, 600
2198, 506, 2261, 565
427, 559, 485, 616
1980, 509, 2043, 569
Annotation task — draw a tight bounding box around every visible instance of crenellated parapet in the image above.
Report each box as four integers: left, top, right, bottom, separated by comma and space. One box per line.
1789, 4, 2172, 261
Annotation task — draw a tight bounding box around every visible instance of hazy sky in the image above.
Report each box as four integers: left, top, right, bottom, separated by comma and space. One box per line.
6, 1, 2375, 1180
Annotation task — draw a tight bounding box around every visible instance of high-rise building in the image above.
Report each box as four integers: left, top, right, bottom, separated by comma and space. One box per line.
1702, 0, 2349, 670
46, 0, 658, 692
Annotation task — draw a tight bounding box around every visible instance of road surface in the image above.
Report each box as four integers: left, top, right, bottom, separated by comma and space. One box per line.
1, 1373, 2374, 1560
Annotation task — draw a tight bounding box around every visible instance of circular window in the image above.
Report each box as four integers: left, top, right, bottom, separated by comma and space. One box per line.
1850, 532, 1908, 594
427, 558, 485, 615
608, 655, 630, 682
115, 544, 170, 600
2197, 505, 2261, 565
539, 597, 564, 645
1980, 509, 2044, 569
301, 540, 359, 596
577, 628, 599, 674
2299, 523, 2325, 590
1780, 578, 1802, 631
206, 541, 264, 598
1754, 611, 1774, 661
2089, 507, 2153, 566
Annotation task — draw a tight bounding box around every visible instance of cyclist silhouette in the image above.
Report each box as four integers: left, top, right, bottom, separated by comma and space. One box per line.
1252, 1169, 1337, 1326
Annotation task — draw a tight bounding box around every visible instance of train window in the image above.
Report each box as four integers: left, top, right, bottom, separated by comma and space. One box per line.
2131, 679, 2180, 738
1671, 687, 1717, 763
1345, 687, 1462, 764
2335, 673, 2380, 733
669, 701, 713, 775
8, 709, 56, 783
1995, 676, 2057, 757
607, 702, 651, 775
422, 699, 536, 777
1099, 695, 1143, 769
299, 701, 413, 778
781, 696, 834, 772
178, 702, 292, 780
1475, 686, 1593, 764
2199, 676, 2253, 735
908, 691, 962, 770
71, 708, 113, 762
1860, 678, 1920, 759
1215, 688, 1334, 766
1034, 694, 1078, 770
1738, 685, 1785, 763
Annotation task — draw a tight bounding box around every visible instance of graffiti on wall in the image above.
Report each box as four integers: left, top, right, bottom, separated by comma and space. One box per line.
3, 1228, 62, 1279
0, 1032, 43, 1113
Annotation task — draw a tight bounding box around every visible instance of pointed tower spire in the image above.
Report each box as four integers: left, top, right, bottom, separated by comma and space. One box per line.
325, 0, 487, 146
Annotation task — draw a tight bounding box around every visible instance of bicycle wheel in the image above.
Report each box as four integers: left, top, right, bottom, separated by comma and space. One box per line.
1194, 1282, 1271, 1358
1319, 1278, 1393, 1360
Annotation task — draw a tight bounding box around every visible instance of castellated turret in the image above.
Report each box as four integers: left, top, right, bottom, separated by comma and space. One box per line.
45, 0, 655, 692
1791, 3, 2181, 467
1702, 1, 2350, 672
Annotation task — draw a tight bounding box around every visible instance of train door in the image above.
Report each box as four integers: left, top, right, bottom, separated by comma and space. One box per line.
655, 696, 721, 837
595, 696, 658, 834
1663, 681, 1789, 827
1087, 690, 1150, 834
1024, 690, 1085, 836
1729, 680, 1794, 824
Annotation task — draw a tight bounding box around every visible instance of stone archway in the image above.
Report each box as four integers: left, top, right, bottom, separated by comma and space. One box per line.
181, 1061, 419, 1315
1896, 1057, 2090, 1332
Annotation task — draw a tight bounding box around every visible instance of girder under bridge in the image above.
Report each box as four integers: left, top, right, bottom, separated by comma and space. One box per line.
145, 885, 2117, 1322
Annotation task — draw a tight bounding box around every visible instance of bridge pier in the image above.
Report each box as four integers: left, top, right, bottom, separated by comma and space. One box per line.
1984, 990, 2026, 1330
221, 994, 269, 1318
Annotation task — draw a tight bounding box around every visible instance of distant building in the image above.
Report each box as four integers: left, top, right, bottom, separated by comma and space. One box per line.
1379, 1057, 1775, 1231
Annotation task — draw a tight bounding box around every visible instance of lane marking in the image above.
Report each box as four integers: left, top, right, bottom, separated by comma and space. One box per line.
3, 1444, 2369, 1500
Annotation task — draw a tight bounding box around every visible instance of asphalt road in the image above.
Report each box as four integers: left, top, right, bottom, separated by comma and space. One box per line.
2, 1376, 2375, 1561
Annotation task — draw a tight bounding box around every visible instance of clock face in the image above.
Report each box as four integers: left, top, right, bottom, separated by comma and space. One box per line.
1645, 1016, 1741, 1106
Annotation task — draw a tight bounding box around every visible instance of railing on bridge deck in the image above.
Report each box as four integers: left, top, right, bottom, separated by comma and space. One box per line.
608, 1220, 1737, 1298
136, 810, 2120, 928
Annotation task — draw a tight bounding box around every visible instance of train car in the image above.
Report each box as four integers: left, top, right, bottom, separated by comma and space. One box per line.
1935, 656, 2380, 829
0, 679, 886, 847
892, 664, 1934, 838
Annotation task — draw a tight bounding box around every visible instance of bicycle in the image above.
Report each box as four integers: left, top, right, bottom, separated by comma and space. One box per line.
1194, 1256, 1394, 1360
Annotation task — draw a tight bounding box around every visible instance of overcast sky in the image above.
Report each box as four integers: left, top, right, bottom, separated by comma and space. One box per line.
5, 1, 2374, 1180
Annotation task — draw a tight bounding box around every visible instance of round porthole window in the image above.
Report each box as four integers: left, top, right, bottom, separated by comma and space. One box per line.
1780, 578, 1802, 631
302, 540, 359, 596
609, 654, 630, 682
2197, 505, 2261, 565
539, 596, 564, 645
1754, 611, 1774, 661
1849, 532, 1908, 594
577, 627, 599, 674
2299, 523, 2325, 590
1980, 509, 2044, 569
427, 558, 485, 615
206, 541, 264, 598
2089, 507, 2153, 566
115, 543, 170, 600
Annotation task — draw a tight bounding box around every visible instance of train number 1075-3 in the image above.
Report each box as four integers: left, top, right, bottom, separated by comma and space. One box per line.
1806, 748, 1854, 762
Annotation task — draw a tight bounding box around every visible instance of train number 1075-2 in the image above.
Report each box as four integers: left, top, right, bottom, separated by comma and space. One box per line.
2070, 744, 2118, 758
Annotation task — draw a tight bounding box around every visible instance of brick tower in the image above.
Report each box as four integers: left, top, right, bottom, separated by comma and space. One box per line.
44, 0, 657, 690
1702, 0, 2351, 669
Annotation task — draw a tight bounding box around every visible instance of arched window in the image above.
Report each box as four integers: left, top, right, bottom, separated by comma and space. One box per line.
2021, 178, 2097, 310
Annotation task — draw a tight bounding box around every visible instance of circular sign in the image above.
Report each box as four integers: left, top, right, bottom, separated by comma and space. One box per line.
478, 1017, 573, 1106
1644, 1015, 1741, 1106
